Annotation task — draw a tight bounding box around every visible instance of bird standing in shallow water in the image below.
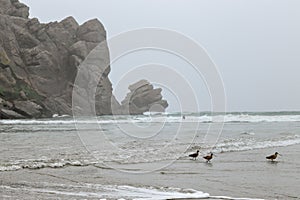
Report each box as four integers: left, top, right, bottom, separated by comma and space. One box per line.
189, 150, 199, 160
266, 152, 281, 161
203, 153, 214, 163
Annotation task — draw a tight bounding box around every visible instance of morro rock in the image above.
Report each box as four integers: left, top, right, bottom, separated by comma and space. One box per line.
0, 0, 113, 118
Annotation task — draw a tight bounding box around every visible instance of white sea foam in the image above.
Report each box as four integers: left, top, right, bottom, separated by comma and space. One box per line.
213, 135, 300, 154
0, 165, 22, 171
0, 159, 89, 172
1, 113, 300, 125
0, 183, 263, 200
210, 196, 264, 200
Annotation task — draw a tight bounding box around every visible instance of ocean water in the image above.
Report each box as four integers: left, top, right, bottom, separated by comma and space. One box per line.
0, 112, 300, 199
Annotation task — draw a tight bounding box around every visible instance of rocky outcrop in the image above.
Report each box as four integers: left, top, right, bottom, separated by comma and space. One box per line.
0, 0, 168, 118
13, 100, 42, 117
0, 0, 114, 118
0, 0, 29, 18
114, 80, 168, 115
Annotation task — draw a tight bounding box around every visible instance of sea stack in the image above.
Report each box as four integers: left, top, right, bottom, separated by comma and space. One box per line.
113, 80, 168, 115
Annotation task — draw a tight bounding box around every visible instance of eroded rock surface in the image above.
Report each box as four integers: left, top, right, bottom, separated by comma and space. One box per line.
114, 80, 168, 115
0, 0, 113, 118
0, 0, 168, 118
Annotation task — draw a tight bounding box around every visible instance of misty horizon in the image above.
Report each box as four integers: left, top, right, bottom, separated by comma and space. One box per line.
21, 0, 300, 112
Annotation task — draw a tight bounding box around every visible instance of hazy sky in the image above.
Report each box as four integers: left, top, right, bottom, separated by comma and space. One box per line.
22, 0, 300, 112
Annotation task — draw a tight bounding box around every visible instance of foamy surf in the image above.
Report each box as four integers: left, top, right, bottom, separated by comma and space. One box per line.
212, 135, 300, 154
0, 159, 91, 172
1, 134, 299, 171
0, 183, 264, 200
209, 196, 264, 200
1, 112, 300, 125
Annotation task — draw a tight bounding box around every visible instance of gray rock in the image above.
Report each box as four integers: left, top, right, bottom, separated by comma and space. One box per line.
0, 67, 16, 88
0, 97, 13, 109
0, 0, 113, 118
0, 98, 13, 109
0, 0, 12, 15
0, 46, 11, 68
59, 16, 79, 34
0, 0, 29, 18
19, 90, 27, 99
0, 0, 168, 118
69, 55, 82, 68
128, 79, 150, 91
11, 4, 29, 18
77, 20, 106, 43
70, 41, 88, 59
13, 25, 40, 48
27, 18, 41, 33
13, 100, 42, 118
0, 108, 24, 119
118, 80, 168, 115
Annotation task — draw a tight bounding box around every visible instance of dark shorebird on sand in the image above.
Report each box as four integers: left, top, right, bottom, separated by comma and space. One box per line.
266, 152, 281, 161
189, 150, 199, 160
203, 153, 214, 162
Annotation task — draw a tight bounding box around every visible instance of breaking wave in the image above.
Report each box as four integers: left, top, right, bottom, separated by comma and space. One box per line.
1, 112, 300, 125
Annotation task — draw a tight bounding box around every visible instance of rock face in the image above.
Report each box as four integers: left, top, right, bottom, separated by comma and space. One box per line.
0, 0, 113, 118
13, 100, 42, 117
0, 0, 168, 118
114, 80, 168, 115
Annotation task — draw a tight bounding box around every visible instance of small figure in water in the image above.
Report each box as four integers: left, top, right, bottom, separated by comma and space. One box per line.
182, 115, 186, 120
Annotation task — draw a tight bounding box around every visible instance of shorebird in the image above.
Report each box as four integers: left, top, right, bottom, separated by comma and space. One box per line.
266, 152, 281, 161
203, 153, 214, 163
189, 150, 199, 160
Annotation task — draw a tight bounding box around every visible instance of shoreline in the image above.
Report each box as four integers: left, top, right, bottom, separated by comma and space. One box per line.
1, 144, 299, 199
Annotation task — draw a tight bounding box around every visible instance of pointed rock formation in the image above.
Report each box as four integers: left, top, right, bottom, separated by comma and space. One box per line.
114, 80, 168, 115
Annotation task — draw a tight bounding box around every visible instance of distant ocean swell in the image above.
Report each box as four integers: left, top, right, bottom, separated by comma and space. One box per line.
1, 113, 300, 125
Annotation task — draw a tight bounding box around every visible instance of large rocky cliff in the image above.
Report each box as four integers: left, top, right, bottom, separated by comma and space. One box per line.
0, 0, 168, 119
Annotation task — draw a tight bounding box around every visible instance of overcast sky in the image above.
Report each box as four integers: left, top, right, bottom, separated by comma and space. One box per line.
22, 0, 300, 112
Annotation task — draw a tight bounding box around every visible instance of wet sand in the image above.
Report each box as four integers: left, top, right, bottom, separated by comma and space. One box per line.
0, 144, 299, 199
